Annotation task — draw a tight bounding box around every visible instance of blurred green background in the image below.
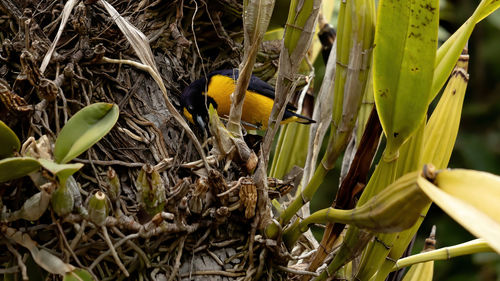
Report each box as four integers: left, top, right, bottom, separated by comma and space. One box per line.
309, 1, 500, 280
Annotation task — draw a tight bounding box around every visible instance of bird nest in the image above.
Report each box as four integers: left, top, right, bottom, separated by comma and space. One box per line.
0, 0, 309, 280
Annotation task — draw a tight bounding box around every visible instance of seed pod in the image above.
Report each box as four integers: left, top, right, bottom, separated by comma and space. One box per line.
345, 171, 431, 232
51, 180, 74, 216
136, 164, 166, 216
105, 167, 121, 201
88, 191, 108, 226
299, 170, 432, 233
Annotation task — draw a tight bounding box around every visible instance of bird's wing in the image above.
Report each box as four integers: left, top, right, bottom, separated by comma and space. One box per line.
209, 69, 305, 114
210, 69, 276, 100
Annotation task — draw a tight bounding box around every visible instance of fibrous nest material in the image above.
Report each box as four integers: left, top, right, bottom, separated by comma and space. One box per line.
0, 0, 297, 280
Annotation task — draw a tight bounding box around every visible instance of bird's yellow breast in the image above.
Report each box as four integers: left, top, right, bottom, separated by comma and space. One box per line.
205, 75, 296, 129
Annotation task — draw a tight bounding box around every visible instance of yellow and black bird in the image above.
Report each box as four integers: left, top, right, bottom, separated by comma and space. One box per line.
181, 69, 315, 131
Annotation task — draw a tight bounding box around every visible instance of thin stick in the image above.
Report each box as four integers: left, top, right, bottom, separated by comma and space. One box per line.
6, 241, 28, 280
167, 235, 186, 281
275, 265, 319, 277
181, 270, 246, 278
91, 226, 129, 277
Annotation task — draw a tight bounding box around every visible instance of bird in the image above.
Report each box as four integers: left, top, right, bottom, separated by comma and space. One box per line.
180, 69, 315, 131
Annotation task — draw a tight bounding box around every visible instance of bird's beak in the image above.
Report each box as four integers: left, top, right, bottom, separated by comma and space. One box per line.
195, 114, 206, 130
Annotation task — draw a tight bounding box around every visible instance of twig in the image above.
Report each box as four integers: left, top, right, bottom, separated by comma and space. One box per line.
55, 219, 84, 268
0, 266, 20, 274
211, 238, 242, 248
70, 220, 87, 250
111, 226, 151, 268
95, 226, 129, 277
206, 249, 224, 267
5, 241, 28, 280
275, 265, 319, 277
167, 235, 186, 281
217, 177, 244, 197
254, 248, 267, 280
74, 158, 145, 167
181, 270, 246, 278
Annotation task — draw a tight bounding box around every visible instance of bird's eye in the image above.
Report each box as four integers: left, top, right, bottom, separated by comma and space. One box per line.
188, 105, 194, 111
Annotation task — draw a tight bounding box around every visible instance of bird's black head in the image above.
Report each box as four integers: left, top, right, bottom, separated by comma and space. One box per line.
180, 76, 216, 131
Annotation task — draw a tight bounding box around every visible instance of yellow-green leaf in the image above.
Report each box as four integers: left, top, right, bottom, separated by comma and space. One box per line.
373, 0, 439, 159
0, 120, 20, 159
424, 50, 469, 168
0, 157, 41, 183
432, 0, 500, 102
54, 103, 119, 163
475, 1, 500, 22
417, 171, 500, 253
435, 169, 500, 223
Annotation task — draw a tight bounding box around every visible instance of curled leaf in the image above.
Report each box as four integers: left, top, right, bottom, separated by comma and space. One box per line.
417, 169, 500, 253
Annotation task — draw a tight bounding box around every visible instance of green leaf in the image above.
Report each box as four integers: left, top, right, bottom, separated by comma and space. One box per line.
373, 0, 439, 160
38, 159, 83, 184
54, 103, 119, 163
0, 157, 41, 183
475, 0, 500, 22
432, 0, 500, 102
63, 268, 94, 281
0, 120, 20, 159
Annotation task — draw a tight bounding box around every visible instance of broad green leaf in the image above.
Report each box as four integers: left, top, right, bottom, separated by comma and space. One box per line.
54, 103, 119, 163
371, 32, 471, 281
0, 157, 41, 183
417, 171, 500, 253
432, 0, 500, 102
39, 159, 83, 184
373, 0, 439, 159
64, 268, 94, 281
0, 120, 20, 158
